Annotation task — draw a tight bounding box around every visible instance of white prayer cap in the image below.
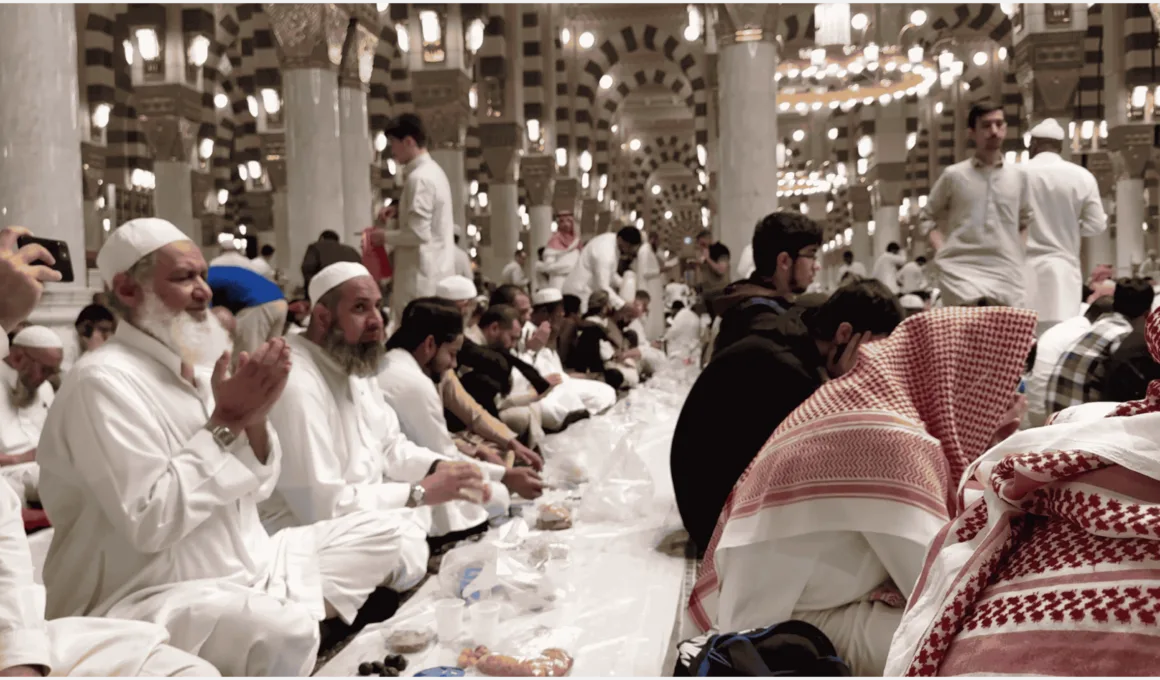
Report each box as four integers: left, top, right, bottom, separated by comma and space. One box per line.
533, 288, 563, 306
899, 294, 925, 310
97, 218, 191, 286
308, 261, 373, 303
12, 325, 63, 350
436, 275, 478, 301
1029, 119, 1065, 141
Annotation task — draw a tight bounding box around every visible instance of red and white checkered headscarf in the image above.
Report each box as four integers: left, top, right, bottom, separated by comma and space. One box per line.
889, 307, 1160, 676
687, 307, 1037, 632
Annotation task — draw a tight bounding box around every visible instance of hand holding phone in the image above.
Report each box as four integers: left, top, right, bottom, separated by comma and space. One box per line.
16, 234, 73, 283
0, 227, 65, 329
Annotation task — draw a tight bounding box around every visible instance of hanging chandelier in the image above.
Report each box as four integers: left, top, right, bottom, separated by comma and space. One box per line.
776, 44, 938, 112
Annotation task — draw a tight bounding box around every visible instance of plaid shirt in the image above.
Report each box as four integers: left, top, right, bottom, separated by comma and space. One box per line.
1044, 313, 1133, 416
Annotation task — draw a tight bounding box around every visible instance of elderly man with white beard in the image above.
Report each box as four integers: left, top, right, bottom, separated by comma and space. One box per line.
0, 326, 61, 511
263, 262, 496, 541
35, 219, 430, 677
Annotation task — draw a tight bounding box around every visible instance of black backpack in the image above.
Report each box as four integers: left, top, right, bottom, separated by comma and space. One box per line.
675, 621, 851, 677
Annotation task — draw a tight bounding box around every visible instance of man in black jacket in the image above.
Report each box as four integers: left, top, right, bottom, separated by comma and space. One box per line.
671, 279, 904, 554
453, 304, 557, 446
301, 230, 362, 299
712, 211, 824, 357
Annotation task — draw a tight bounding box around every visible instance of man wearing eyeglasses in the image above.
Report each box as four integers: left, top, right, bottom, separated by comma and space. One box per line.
710, 210, 824, 357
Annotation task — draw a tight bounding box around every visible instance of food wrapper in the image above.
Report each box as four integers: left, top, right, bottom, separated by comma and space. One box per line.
437, 540, 571, 614
457, 625, 582, 677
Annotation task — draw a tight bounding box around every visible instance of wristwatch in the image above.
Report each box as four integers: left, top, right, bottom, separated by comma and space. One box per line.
406, 483, 426, 508
207, 422, 241, 449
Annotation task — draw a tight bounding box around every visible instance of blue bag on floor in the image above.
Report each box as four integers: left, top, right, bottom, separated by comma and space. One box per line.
676, 620, 851, 676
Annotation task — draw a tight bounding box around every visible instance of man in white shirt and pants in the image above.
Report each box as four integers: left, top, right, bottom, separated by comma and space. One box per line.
918, 101, 1035, 307
383, 114, 456, 328
562, 226, 642, 313
1022, 118, 1108, 334
501, 249, 529, 288
37, 220, 431, 677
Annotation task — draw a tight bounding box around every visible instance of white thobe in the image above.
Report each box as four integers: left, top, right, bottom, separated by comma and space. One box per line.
896, 262, 928, 294
626, 317, 666, 373
513, 324, 616, 428
387, 152, 456, 325
536, 245, 580, 291
635, 242, 666, 340
664, 308, 702, 359
870, 253, 906, 293
1023, 152, 1107, 327
453, 246, 473, 279
711, 532, 924, 676
0, 482, 218, 677
501, 261, 528, 287
0, 364, 51, 505
1025, 315, 1093, 427
665, 283, 691, 310
250, 257, 276, 280
838, 262, 868, 283
374, 348, 511, 522
919, 157, 1033, 306
737, 243, 756, 280
562, 233, 630, 312
266, 336, 498, 539
37, 323, 428, 677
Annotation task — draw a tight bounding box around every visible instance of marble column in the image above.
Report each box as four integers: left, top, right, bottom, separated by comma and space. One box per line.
1013, 4, 1087, 157
412, 69, 472, 232
267, 3, 349, 289
338, 13, 378, 245
1110, 125, 1153, 277
479, 122, 523, 284
153, 160, 196, 243
849, 185, 874, 268
523, 154, 555, 293
715, 5, 780, 270
0, 3, 91, 333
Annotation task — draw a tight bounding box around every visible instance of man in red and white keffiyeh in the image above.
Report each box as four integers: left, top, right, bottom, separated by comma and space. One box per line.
688, 307, 1036, 676
886, 306, 1160, 676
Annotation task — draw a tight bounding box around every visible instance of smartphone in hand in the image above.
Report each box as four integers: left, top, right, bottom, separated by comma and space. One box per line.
16, 235, 74, 283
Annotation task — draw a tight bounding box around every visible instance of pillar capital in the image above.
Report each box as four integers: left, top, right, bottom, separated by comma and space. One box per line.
265, 3, 350, 71
1013, 30, 1085, 121
1108, 124, 1155, 180
580, 199, 601, 237
1084, 151, 1117, 196
260, 133, 289, 190
479, 122, 524, 184
139, 114, 197, 163
411, 69, 473, 149
553, 177, 580, 217
522, 155, 556, 207
865, 163, 907, 208
715, 4, 780, 47
339, 17, 380, 90
848, 185, 872, 222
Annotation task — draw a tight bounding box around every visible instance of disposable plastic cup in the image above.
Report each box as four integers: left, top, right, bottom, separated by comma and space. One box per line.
469, 601, 502, 647
434, 599, 466, 642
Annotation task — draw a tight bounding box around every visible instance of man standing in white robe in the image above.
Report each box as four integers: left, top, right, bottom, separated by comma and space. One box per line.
0, 326, 60, 507
1022, 118, 1108, 334
379, 298, 543, 501
383, 114, 456, 328
264, 262, 501, 539
536, 211, 581, 291
500, 250, 529, 287
636, 232, 666, 341
562, 227, 642, 314
36, 219, 430, 677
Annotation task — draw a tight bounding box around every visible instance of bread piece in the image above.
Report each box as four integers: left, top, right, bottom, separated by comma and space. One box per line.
388, 628, 434, 654
535, 504, 573, 531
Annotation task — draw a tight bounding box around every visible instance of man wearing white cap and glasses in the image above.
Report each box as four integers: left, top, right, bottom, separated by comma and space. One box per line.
263, 261, 494, 540
1022, 117, 1108, 334
35, 219, 430, 676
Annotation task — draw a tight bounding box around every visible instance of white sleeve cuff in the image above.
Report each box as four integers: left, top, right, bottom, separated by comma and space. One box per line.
0, 627, 53, 675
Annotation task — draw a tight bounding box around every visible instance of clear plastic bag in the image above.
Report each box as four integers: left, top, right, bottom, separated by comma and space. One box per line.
437, 538, 572, 614
577, 431, 655, 524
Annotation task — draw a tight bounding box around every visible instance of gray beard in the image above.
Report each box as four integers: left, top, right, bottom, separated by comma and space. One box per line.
323, 324, 385, 377
9, 380, 36, 409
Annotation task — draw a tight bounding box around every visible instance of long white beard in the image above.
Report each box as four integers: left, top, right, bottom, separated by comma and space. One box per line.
136, 291, 233, 368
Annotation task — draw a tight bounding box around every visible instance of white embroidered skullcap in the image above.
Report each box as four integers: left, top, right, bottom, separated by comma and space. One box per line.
532, 288, 563, 306
96, 218, 191, 286
436, 275, 478, 301
308, 261, 373, 303
1029, 119, 1065, 141
899, 294, 925, 310
12, 325, 63, 350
